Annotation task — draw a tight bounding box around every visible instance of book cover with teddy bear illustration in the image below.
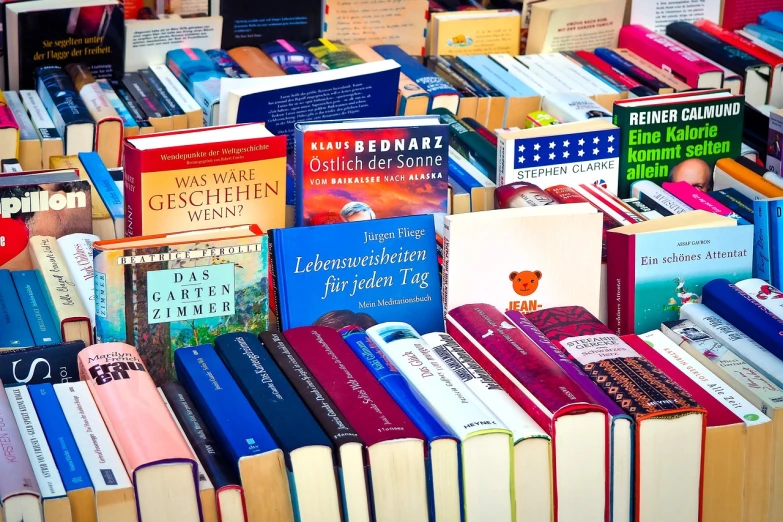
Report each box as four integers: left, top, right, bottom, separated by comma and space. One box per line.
442, 204, 603, 318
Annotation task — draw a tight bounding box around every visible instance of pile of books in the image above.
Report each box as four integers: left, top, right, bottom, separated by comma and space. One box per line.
6, 0, 783, 521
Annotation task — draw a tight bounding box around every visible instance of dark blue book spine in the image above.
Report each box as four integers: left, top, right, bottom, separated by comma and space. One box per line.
11, 270, 62, 346
79, 152, 123, 221
666, 22, 767, 76
0, 270, 35, 349
593, 48, 671, 92
702, 278, 783, 359
213, 332, 333, 458
28, 383, 93, 492
0, 341, 83, 385
447, 156, 481, 191
373, 45, 459, 99
139, 68, 185, 116
710, 189, 754, 224
35, 65, 94, 126
174, 344, 281, 469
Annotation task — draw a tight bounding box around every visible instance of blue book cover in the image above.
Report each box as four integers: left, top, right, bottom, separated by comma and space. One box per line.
0, 270, 35, 349
744, 24, 783, 50
165, 49, 226, 95
233, 62, 399, 155
456, 56, 538, 98
11, 270, 61, 346
710, 189, 754, 224
79, 152, 123, 221
447, 156, 482, 192
35, 65, 94, 129
702, 278, 783, 360
28, 383, 93, 493
271, 214, 444, 334
373, 45, 459, 100
770, 198, 783, 288
593, 48, 671, 92
174, 344, 281, 469
759, 12, 783, 35
754, 199, 773, 283
213, 332, 334, 458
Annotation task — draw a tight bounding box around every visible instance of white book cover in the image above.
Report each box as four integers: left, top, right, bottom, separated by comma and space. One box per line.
4, 91, 38, 141
540, 53, 620, 95
515, 55, 575, 94
53, 382, 132, 492
5, 386, 67, 499
56, 233, 98, 326
19, 90, 60, 140
735, 278, 783, 318
496, 119, 620, 192
630, 0, 721, 34
640, 330, 769, 426
631, 180, 693, 214
150, 65, 202, 114
367, 323, 509, 440
541, 92, 612, 123
124, 16, 223, 72
662, 319, 783, 415
157, 388, 214, 494
421, 332, 548, 443
489, 54, 552, 95
680, 303, 783, 389
443, 204, 603, 317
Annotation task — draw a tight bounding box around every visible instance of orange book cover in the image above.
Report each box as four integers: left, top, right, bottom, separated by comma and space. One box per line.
78, 342, 200, 517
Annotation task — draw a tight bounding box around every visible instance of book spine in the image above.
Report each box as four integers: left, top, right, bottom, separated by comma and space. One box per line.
771, 200, 783, 288
19, 90, 61, 140
0, 271, 35, 349
35, 66, 94, 125
11, 271, 62, 346
373, 45, 458, 99
268, 231, 285, 331
0, 384, 40, 502
623, 198, 663, 219
55, 234, 98, 327
632, 181, 693, 214
0, 342, 83, 386
497, 136, 508, 186
139, 68, 185, 116
606, 230, 634, 336
121, 73, 171, 120
754, 200, 773, 282
80, 152, 124, 220
110, 80, 153, 130
97, 80, 140, 131
703, 280, 783, 358
5, 386, 67, 499
4, 91, 38, 142
160, 382, 239, 490
150, 65, 202, 116
662, 182, 743, 220
709, 190, 754, 223
593, 48, 670, 92
53, 381, 132, 492
0, 91, 19, 132
123, 144, 143, 237
666, 22, 760, 75
562, 51, 629, 92
79, 82, 121, 125
28, 383, 93, 492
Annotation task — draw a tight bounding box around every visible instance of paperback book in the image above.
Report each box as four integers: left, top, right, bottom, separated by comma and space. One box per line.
295, 115, 449, 228
93, 225, 269, 384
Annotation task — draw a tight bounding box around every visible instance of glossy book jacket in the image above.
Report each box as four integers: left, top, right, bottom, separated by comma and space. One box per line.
296, 122, 449, 227
271, 214, 444, 334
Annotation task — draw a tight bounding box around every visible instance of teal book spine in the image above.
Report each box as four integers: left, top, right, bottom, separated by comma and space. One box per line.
0, 270, 35, 349
755, 199, 773, 284
11, 270, 62, 346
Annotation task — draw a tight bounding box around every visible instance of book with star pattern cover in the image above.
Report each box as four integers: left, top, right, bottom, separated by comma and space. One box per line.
497, 119, 620, 194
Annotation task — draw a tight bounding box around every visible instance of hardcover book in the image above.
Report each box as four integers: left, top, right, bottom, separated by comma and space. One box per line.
123, 123, 286, 237
527, 306, 707, 522
596, 47, 679, 93
56, 232, 98, 327
0, 269, 34, 349
5, 385, 70, 522
78, 343, 201, 522
612, 90, 744, 198
219, 0, 320, 50
19, 89, 65, 169
79, 151, 124, 239
443, 204, 603, 317
367, 322, 514, 522
323, 0, 428, 56
5, 0, 124, 90
0, 341, 84, 385
337, 325, 456, 522
294, 115, 449, 228
174, 344, 293, 522
606, 211, 752, 335
496, 119, 621, 192
270, 214, 444, 334
159, 381, 243, 522
149, 64, 203, 129
52, 381, 136, 522
213, 332, 341, 522
11, 270, 62, 346
0, 174, 92, 271
0, 378, 42, 522
35, 66, 95, 156
282, 326, 429, 522
93, 225, 269, 385
258, 331, 371, 522
445, 303, 609, 522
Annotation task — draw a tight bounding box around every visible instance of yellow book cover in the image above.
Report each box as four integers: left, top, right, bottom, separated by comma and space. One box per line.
431, 10, 521, 56
124, 124, 287, 237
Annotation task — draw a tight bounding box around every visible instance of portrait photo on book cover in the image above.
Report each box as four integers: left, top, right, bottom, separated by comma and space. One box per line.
669, 158, 714, 192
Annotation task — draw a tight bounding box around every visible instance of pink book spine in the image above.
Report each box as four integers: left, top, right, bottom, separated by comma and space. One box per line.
619, 25, 721, 88
0, 380, 40, 502
78, 343, 197, 478
662, 181, 739, 218
0, 92, 19, 131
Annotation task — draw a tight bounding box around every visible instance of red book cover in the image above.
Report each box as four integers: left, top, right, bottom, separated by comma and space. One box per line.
281, 326, 424, 447
721, 0, 780, 31
123, 124, 287, 238
605, 228, 635, 335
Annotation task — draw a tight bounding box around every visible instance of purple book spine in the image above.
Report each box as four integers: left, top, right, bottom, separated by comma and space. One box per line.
505, 311, 627, 417
0, 380, 41, 501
